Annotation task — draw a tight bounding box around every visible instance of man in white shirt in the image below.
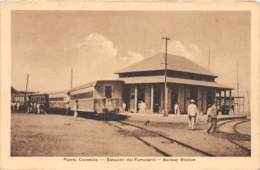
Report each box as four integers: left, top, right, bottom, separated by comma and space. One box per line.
207, 104, 218, 133
65, 93, 70, 115
187, 99, 198, 130
73, 100, 79, 120
174, 103, 180, 115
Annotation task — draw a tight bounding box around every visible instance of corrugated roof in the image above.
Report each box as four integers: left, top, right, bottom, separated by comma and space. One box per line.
69, 81, 97, 92
119, 76, 232, 89
48, 91, 68, 97
116, 53, 217, 77
69, 80, 124, 92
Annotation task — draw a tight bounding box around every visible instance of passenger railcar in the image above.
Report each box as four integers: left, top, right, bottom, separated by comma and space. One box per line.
48, 91, 69, 113
11, 93, 29, 111
69, 80, 124, 114
28, 93, 49, 112
12, 94, 28, 105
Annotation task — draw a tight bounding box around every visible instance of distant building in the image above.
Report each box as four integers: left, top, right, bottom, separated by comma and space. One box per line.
116, 53, 233, 114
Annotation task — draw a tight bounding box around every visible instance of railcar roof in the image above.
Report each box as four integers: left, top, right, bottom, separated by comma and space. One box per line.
69, 80, 124, 92
48, 91, 68, 95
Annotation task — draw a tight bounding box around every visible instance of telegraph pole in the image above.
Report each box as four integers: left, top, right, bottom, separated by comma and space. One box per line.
70, 68, 73, 90
208, 48, 211, 70
24, 74, 29, 103
236, 61, 240, 112
162, 36, 170, 117
236, 61, 239, 97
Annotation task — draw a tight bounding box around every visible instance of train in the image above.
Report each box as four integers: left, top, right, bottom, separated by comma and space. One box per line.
11, 80, 124, 114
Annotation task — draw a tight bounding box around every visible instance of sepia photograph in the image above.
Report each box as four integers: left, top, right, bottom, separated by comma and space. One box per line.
1, 2, 260, 170
9, 9, 252, 157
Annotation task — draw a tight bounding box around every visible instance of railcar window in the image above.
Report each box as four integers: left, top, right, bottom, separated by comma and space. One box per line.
71, 91, 93, 100
49, 97, 65, 101
105, 86, 112, 99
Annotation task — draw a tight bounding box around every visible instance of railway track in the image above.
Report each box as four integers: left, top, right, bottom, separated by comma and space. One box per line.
106, 117, 250, 157
106, 121, 214, 157
216, 118, 251, 155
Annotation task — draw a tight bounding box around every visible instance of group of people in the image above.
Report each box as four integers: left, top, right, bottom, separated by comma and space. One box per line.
27, 102, 44, 114
11, 101, 45, 114
187, 99, 218, 133
11, 102, 21, 112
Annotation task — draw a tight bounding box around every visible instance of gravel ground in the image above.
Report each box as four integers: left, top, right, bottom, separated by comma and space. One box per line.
11, 112, 250, 157
11, 113, 161, 156
122, 113, 251, 156
235, 120, 251, 135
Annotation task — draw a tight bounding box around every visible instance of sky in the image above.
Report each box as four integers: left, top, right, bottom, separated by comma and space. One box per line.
11, 10, 250, 101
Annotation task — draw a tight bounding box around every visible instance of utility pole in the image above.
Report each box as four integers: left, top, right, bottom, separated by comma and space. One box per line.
246, 90, 250, 114
236, 61, 239, 97
70, 68, 73, 90
236, 61, 240, 112
24, 74, 29, 104
162, 36, 170, 117
208, 48, 211, 70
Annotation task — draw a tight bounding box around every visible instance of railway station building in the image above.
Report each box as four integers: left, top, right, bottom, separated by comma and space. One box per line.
116, 53, 233, 114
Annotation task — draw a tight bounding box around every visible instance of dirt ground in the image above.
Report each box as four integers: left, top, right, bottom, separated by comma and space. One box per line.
11, 112, 251, 157
11, 113, 161, 156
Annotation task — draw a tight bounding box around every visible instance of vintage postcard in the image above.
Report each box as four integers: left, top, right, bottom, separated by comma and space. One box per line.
0, 2, 260, 170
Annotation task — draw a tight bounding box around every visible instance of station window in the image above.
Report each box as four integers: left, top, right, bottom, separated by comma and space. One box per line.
105, 86, 112, 99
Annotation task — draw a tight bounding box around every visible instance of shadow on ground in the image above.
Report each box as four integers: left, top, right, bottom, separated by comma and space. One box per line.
78, 112, 129, 121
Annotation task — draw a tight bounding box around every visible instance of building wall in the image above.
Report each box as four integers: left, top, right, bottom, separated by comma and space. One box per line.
129, 86, 135, 112
178, 86, 185, 113
160, 86, 164, 112
124, 83, 216, 114
202, 87, 207, 113
184, 87, 190, 113
197, 87, 203, 113
144, 86, 152, 111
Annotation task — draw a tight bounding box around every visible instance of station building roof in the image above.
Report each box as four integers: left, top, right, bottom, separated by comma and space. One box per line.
119, 76, 233, 90
116, 53, 217, 77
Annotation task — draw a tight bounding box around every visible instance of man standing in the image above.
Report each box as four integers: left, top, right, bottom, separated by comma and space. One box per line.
65, 92, 70, 115
16, 102, 20, 112
174, 103, 180, 115
207, 104, 218, 134
73, 100, 79, 120
206, 104, 212, 123
36, 102, 41, 114
187, 99, 198, 130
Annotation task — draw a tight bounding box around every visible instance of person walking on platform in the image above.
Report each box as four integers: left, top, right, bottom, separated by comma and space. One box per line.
73, 100, 79, 120
33, 102, 37, 114
65, 92, 70, 115
187, 99, 198, 130
207, 104, 218, 134
36, 102, 41, 114
16, 102, 20, 112
174, 103, 180, 115
206, 104, 212, 123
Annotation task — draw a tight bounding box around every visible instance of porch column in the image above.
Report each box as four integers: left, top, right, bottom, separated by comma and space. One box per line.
134, 86, 138, 113
229, 89, 232, 112
224, 90, 227, 107
150, 86, 154, 113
